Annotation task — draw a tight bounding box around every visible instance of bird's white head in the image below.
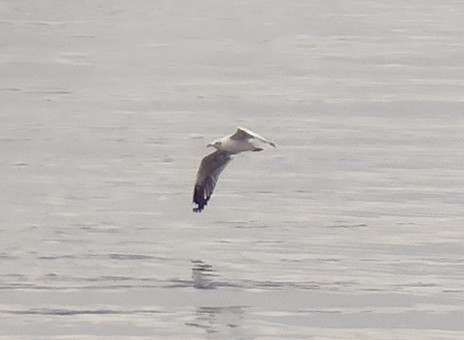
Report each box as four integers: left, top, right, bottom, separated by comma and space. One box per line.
207, 140, 222, 150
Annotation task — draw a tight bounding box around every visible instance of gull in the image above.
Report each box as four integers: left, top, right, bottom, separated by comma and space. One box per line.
193, 127, 276, 212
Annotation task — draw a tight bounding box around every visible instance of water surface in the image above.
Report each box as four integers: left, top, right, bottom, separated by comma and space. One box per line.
1, 1, 463, 339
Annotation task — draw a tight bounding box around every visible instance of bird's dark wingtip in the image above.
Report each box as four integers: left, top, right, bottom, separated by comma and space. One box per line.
193, 184, 208, 212
192, 202, 206, 212
193, 201, 207, 213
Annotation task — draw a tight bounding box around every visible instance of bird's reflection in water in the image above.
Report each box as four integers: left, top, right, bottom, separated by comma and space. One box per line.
191, 259, 218, 289
186, 306, 249, 339
188, 260, 251, 339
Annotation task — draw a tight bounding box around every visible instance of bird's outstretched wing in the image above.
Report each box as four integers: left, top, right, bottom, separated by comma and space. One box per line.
230, 127, 276, 148
193, 150, 232, 212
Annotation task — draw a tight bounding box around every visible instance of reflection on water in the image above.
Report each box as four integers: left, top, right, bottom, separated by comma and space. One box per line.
186, 306, 248, 339
192, 260, 218, 290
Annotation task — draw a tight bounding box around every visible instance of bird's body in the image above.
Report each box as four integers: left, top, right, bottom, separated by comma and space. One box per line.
193, 127, 275, 212
214, 136, 256, 154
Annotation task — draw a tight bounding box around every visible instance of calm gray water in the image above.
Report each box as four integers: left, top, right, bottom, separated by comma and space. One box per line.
1, 1, 464, 339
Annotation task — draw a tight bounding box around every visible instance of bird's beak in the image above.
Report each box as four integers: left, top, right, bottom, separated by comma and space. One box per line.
206, 143, 214, 148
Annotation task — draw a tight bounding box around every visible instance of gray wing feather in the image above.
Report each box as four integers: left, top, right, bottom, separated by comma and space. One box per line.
230, 127, 276, 148
230, 128, 250, 141
193, 150, 232, 212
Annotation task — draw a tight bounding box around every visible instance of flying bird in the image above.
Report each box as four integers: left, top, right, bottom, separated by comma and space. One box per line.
193, 127, 276, 212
